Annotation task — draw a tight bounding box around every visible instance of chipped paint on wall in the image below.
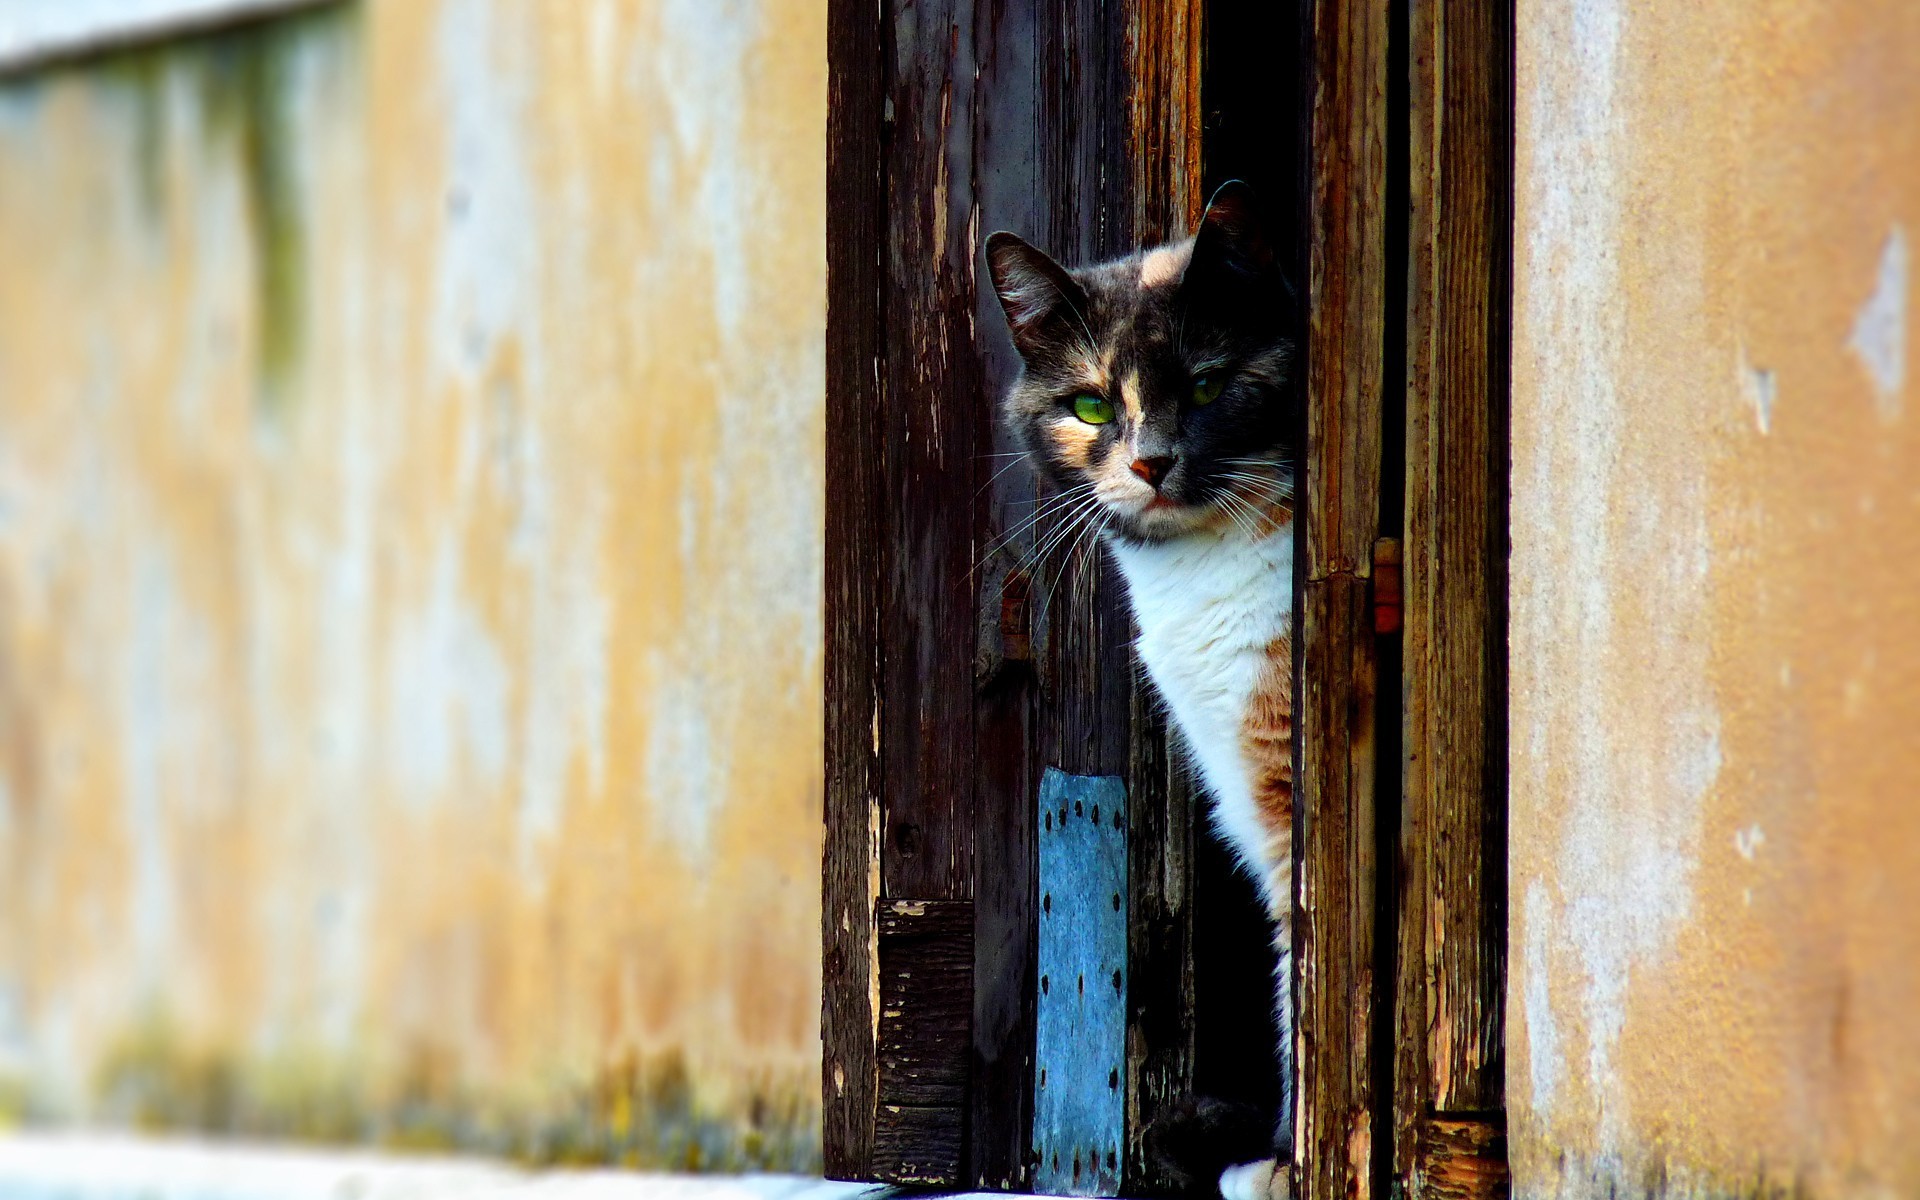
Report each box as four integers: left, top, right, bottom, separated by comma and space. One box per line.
1850, 226, 1908, 422
0, 0, 825, 1169
1513, 1, 1920, 1195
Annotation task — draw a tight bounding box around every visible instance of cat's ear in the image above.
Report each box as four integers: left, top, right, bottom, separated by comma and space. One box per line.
1185, 180, 1274, 285
987, 232, 1087, 355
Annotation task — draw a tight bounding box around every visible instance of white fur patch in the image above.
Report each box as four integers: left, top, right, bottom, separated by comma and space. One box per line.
1108, 521, 1293, 898
1220, 1158, 1287, 1200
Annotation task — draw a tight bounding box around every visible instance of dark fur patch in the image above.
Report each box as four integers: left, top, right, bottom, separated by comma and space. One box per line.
1145, 1096, 1277, 1198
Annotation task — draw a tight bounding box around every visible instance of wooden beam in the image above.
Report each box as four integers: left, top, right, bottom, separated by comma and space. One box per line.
1396, 0, 1511, 1193
822, 0, 888, 1178
1128, 0, 1206, 242
1297, 0, 1391, 1197
1122, 5, 1207, 1194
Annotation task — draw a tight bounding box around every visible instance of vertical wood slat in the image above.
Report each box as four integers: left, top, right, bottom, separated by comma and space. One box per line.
1122, 3, 1206, 1194
879, 0, 978, 907
1127, 0, 1205, 242
822, 0, 888, 1178
1298, 1, 1391, 1199
1396, 0, 1511, 1194
871, 0, 984, 1183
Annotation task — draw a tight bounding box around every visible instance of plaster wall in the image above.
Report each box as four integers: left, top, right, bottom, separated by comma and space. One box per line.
0, 0, 824, 1169
1512, 2, 1920, 1195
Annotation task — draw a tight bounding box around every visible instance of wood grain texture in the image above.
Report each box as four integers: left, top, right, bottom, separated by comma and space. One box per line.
872, 1102, 967, 1186
1121, 5, 1208, 1194
879, 0, 980, 905
1415, 1116, 1510, 1200
1128, 0, 1205, 242
1298, 0, 1391, 1197
1124, 690, 1196, 1196
877, 901, 975, 1111
822, 0, 887, 1177
1396, 0, 1511, 1190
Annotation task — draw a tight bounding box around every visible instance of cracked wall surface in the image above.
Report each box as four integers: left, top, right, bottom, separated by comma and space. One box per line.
1513, 2, 1920, 1195
0, 0, 824, 1168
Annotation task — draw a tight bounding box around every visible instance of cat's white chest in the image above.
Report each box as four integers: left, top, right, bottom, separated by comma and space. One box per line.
1108, 526, 1293, 892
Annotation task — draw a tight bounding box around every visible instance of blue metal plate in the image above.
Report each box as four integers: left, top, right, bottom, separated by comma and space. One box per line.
1032, 768, 1128, 1197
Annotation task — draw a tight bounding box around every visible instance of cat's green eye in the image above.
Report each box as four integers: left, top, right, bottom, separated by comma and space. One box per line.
1191, 373, 1226, 406
1072, 394, 1115, 425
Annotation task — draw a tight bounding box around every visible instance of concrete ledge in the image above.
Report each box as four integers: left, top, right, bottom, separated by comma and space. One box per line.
0, 1132, 899, 1200
0, 1, 339, 73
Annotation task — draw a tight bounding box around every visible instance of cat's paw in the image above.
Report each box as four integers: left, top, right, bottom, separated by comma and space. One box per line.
1218, 1158, 1290, 1200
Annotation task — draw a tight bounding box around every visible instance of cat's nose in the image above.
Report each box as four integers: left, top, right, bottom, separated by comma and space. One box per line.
1130, 455, 1177, 489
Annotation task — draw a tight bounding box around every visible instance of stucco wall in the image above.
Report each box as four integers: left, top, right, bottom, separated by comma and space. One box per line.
1512, 2, 1919, 1195
0, 0, 824, 1169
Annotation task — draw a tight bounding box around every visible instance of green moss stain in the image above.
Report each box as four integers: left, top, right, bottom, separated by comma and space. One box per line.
88, 1017, 820, 1172
6, 4, 362, 416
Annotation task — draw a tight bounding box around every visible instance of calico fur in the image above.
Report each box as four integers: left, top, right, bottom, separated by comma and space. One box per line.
987, 183, 1299, 1200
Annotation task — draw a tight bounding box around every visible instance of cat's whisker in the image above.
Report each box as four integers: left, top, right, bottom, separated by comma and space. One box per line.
982, 483, 1092, 555
1040, 501, 1108, 627
972, 485, 1096, 583
1028, 490, 1107, 570
975, 454, 1034, 498
1078, 510, 1115, 616
1069, 508, 1110, 617
1016, 497, 1096, 580
1221, 485, 1293, 512
1233, 489, 1283, 537
1216, 489, 1267, 543
1217, 471, 1296, 504
1217, 500, 1257, 545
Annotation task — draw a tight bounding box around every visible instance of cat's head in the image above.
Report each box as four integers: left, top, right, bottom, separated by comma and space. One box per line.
986, 181, 1295, 545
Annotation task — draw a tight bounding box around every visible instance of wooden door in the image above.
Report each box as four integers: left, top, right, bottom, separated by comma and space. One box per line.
824, 0, 1511, 1195
824, 1, 1232, 1188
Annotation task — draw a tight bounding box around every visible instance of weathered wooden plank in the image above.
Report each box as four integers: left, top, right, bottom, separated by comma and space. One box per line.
872, 1103, 967, 1186
879, 0, 979, 904
1119, 4, 1217, 1194
1128, 0, 1205, 242
1295, 577, 1382, 1199
1414, 1115, 1510, 1200
1033, 770, 1129, 1198
822, 0, 888, 1178
1397, 0, 1511, 1190
1123, 689, 1197, 1196
973, 631, 1038, 1190
1298, 0, 1391, 1197
832, 0, 1239, 1186
970, 4, 1135, 1188
877, 900, 974, 1111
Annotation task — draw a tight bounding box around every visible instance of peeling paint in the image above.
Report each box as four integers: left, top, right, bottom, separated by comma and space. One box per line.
1737, 347, 1776, 435
1849, 225, 1908, 420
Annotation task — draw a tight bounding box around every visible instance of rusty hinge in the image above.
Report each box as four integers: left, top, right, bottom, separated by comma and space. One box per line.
1373, 537, 1403, 634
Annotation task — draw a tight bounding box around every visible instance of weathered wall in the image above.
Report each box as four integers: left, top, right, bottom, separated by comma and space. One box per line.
0, 0, 825, 1168
1513, 2, 1920, 1195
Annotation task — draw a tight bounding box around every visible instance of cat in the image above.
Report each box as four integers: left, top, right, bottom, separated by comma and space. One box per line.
986, 181, 1297, 1200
